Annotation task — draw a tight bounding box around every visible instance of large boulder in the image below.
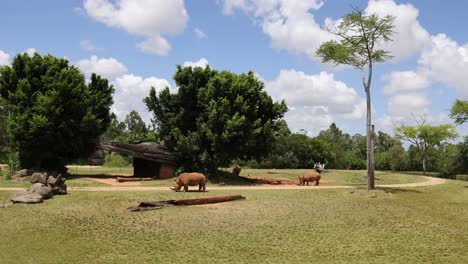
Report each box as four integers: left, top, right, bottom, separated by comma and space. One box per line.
28, 183, 53, 199
31, 172, 48, 185
47, 174, 67, 195
10, 191, 43, 204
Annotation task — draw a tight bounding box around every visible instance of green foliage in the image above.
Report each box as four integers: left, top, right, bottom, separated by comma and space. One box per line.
103, 154, 131, 167
101, 113, 126, 141
435, 143, 461, 178
395, 121, 458, 173
316, 11, 395, 69
456, 136, 468, 174
102, 111, 157, 144
144, 65, 287, 173
5, 151, 19, 180
449, 99, 468, 125
0, 53, 114, 170
316, 123, 351, 169
0, 98, 7, 162
250, 133, 332, 169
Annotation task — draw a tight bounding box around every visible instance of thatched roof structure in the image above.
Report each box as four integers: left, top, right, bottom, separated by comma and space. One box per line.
99, 141, 177, 165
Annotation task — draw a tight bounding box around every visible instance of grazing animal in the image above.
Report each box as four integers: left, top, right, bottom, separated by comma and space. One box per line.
298, 171, 321, 186
298, 163, 324, 186
171, 172, 207, 192
232, 164, 241, 177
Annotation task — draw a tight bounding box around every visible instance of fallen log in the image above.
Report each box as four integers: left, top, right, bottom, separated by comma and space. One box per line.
128, 194, 246, 212
116, 177, 153, 183
241, 176, 298, 185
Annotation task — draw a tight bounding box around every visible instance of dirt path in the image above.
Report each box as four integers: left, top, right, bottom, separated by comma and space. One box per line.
0, 176, 445, 192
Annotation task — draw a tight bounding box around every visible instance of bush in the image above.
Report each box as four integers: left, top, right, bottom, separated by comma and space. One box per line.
456, 174, 468, 181
103, 154, 131, 167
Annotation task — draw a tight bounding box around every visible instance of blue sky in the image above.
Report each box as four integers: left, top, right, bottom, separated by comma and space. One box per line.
0, 0, 467, 137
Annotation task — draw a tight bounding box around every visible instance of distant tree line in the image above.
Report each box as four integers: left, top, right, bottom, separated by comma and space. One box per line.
241, 122, 467, 178
101, 110, 157, 144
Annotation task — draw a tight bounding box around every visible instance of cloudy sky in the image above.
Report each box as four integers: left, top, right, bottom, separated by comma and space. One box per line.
0, 0, 467, 137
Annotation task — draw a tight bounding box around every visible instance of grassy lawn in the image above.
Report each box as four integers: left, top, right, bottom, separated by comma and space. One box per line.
0, 166, 436, 188
0, 180, 467, 263
238, 169, 428, 186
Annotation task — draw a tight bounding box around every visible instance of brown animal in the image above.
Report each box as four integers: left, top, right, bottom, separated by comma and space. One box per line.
232, 164, 241, 177
171, 172, 207, 192
298, 171, 321, 186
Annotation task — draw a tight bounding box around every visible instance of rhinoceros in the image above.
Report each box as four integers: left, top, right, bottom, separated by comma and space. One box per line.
171, 172, 207, 192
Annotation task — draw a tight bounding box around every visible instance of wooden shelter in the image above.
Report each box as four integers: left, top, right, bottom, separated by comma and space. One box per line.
99, 141, 177, 179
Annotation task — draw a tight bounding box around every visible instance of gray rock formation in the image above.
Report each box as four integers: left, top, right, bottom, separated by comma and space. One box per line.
28, 183, 53, 199
31, 172, 48, 185
10, 172, 67, 204
10, 191, 43, 204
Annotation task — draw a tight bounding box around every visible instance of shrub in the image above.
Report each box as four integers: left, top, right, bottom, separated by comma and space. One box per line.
103, 154, 131, 167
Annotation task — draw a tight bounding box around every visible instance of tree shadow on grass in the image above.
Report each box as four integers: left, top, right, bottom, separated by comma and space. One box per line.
377, 187, 422, 194
66, 174, 127, 181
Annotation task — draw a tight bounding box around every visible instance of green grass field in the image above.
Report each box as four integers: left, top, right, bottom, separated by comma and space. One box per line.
1, 166, 428, 188
0, 177, 467, 264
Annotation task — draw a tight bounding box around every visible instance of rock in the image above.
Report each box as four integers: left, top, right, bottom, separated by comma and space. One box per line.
370, 194, 377, 198
28, 183, 53, 199
48, 174, 67, 195
31, 172, 48, 185
13, 169, 31, 177
10, 191, 43, 204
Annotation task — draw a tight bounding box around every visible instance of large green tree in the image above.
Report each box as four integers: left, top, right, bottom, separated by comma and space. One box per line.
0, 98, 8, 162
144, 65, 287, 175
0, 53, 114, 171
316, 9, 395, 189
316, 123, 351, 169
395, 119, 457, 175
449, 99, 468, 125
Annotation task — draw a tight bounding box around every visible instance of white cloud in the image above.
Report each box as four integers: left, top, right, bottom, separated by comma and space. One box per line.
284, 106, 333, 136
112, 74, 171, 122
264, 69, 366, 135
382, 70, 430, 94
419, 34, 468, 99
84, 0, 188, 55
222, 0, 333, 60
80, 40, 97, 52
76, 55, 128, 80
194, 28, 207, 39
136, 35, 171, 56
266, 70, 365, 117
365, 0, 430, 61
222, 0, 430, 62
0, 50, 10, 66
387, 93, 430, 116
182, 58, 209, 68
222, 0, 251, 15
25, 48, 37, 57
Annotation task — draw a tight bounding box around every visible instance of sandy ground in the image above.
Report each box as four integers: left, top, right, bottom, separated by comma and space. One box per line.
0, 176, 445, 192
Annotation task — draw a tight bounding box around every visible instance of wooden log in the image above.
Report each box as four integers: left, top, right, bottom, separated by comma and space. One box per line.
241, 176, 298, 185
116, 177, 154, 183
169, 195, 246, 206
127, 195, 246, 212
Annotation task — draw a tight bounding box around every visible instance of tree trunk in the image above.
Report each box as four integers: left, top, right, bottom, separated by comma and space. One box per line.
366, 89, 375, 190
422, 152, 427, 175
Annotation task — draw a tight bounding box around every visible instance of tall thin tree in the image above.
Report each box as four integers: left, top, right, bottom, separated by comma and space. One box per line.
316, 9, 395, 189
